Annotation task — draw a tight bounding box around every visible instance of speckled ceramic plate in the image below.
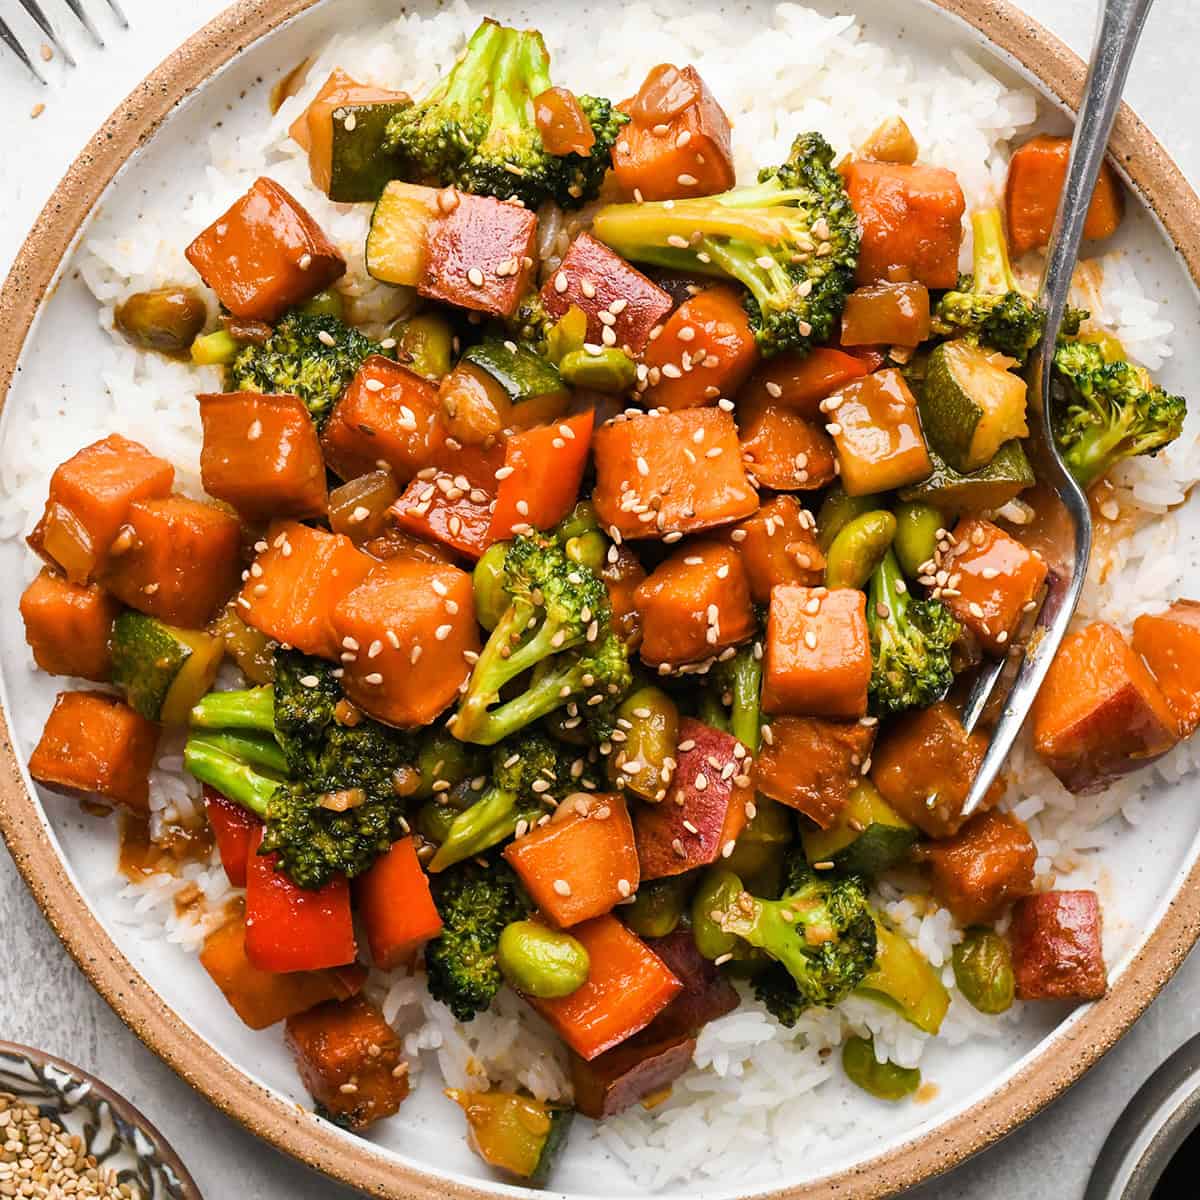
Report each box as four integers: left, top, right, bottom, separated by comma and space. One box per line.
1, 2, 1200, 1198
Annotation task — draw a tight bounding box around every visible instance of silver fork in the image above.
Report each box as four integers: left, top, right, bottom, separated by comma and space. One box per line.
958, 0, 1156, 819
1, 0, 127, 81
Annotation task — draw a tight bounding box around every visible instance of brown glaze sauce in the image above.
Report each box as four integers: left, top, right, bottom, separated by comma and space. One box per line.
118, 811, 214, 883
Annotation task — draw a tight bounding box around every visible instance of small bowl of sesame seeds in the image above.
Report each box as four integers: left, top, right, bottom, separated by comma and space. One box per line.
0, 1042, 200, 1200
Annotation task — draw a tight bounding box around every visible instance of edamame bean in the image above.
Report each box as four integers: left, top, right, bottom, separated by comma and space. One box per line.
816, 486, 880, 551
691, 870, 744, 960
842, 1035, 921, 1101
607, 686, 679, 802
415, 730, 484, 800
893, 501, 946, 579
392, 313, 454, 380
299, 289, 346, 320
952, 927, 1015, 1014
553, 500, 601, 542
473, 542, 510, 632
565, 531, 607, 573
558, 348, 638, 393
115, 288, 207, 356
416, 799, 460, 844
623, 875, 692, 938
824, 510, 897, 589
497, 921, 590, 998
546, 304, 588, 365
723, 796, 793, 882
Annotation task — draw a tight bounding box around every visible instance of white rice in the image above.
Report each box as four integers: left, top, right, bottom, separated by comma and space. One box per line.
6, 0, 1194, 1189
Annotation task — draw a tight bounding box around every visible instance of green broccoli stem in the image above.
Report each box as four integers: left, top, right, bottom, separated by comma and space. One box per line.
697, 692, 730, 734
190, 686, 275, 734
869, 548, 909, 633
1061, 418, 1136, 489
428, 787, 540, 873
456, 652, 593, 746
183, 735, 280, 819
188, 731, 288, 777
726, 646, 763, 753
438, 19, 505, 111
484, 26, 552, 144
971, 208, 1018, 296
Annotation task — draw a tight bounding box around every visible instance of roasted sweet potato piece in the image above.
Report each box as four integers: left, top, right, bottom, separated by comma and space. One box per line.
542, 233, 673, 355
1132, 600, 1200, 736
640, 286, 759, 412
319, 356, 445, 484
1032, 621, 1178, 793
634, 541, 756, 667
738, 348, 869, 422
103, 496, 242, 628
355, 837, 443, 969
754, 716, 876, 828
504, 794, 640, 927
200, 916, 366, 1031
526, 915, 682, 1060
762, 586, 872, 719
825, 368, 933, 496
613, 64, 735, 201
603, 545, 648, 645
570, 1030, 695, 1119
738, 395, 837, 491
726, 496, 824, 602
331, 557, 478, 728
185, 177, 346, 321
941, 518, 1047, 654
643, 929, 740, 1038
924, 810, 1036, 925
418, 191, 537, 318
592, 408, 758, 541
1005, 134, 1124, 257
1011, 889, 1107, 1002
204, 786, 260, 888
636, 718, 752, 880
870, 701, 997, 838
199, 392, 327, 522
842, 160, 966, 288
20, 568, 120, 682
840, 282, 931, 347
29, 690, 159, 812
30, 434, 174, 585
285, 995, 410, 1129
238, 521, 374, 659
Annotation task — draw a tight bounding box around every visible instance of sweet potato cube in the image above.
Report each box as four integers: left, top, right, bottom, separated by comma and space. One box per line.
570, 1031, 695, 1119
727, 496, 824, 603
199, 392, 327, 521
1132, 600, 1200, 736
738, 395, 837, 491
826, 369, 933, 496
1032, 621, 1178, 793
541, 233, 673, 355
1005, 134, 1124, 257
1011, 890, 1107, 1002
941, 518, 1047, 654
602, 545, 648, 646
634, 541, 756, 667
103, 496, 242, 628
504, 794, 640, 927
871, 701, 996, 838
643, 930, 740, 1039
641, 287, 759, 412
418, 191, 537, 318
636, 718, 753, 880
238, 521, 374, 659
739, 348, 869, 422
355, 837, 442, 969
612, 64, 735, 202
754, 715, 875, 828
526, 915, 682, 1060
200, 917, 365, 1031
331, 557, 478, 727
29, 690, 159, 812
924, 810, 1036, 925
593, 408, 758, 541
762, 586, 871, 718
20, 568, 120, 681
843, 160, 966, 288
840, 282, 931, 348
391, 443, 503, 560
285, 996, 410, 1130
185, 177, 346, 321
31, 434, 174, 584
319, 356, 445, 485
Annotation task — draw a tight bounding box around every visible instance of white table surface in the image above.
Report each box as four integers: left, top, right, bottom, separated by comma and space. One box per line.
2, 1, 1199, 1196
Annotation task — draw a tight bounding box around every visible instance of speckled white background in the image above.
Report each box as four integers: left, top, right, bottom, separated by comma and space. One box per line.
1, 2, 1199, 1196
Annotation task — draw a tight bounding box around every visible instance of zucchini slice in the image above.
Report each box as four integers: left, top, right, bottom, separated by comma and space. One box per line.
857, 920, 950, 1035
365, 181, 439, 286
461, 338, 566, 404
112, 612, 224, 725
920, 339, 1029, 472
328, 101, 410, 203
802, 781, 917, 877
899, 439, 1034, 514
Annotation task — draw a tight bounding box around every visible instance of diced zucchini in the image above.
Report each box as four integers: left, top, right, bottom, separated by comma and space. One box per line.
857, 920, 949, 1035
328, 101, 410, 203
920, 340, 1029, 472
723, 796, 794, 883
899, 440, 1034, 513
461, 338, 566, 404
209, 604, 275, 685
802, 781, 917, 876
112, 612, 224, 725
446, 1090, 573, 1186
365, 181, 439, 285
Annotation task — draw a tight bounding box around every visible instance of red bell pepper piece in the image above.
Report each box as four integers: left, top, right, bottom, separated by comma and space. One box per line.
203, 785, 261, 888
355, 838, 444, 969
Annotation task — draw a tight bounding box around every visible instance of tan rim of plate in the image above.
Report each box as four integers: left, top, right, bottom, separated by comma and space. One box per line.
1, 1, 1198, 1197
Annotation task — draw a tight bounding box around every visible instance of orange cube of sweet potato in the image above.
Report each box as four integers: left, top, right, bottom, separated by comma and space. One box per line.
924, 810, 1036, 925
1011, 889, 1106, 1001
726, 496, 824, 603
20, 568, 120, 682
738, 395, 837, 491
1132, 599, 1200, 736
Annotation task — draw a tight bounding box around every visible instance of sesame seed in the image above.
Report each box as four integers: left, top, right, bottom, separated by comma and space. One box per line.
553, 879, 572, 896
467, 267, 485, 287
667, 234, 690, 249
678, 172, 699, 186
364, 673, 383, 685
581, 279, 597, 299
317, 329, 336, 347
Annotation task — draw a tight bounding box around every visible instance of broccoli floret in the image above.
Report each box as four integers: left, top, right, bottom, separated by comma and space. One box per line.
382, 19, 627, 210
454, 534, 631, 745
591, 132, 858, 356
715, 853, 877, 1019
428, 732, 578, 871
1051, 338, 1187, 489
185, 652, 415, 889
425, 858, 532, 1021
867, 549, 959, 718
227, 311, 383, 428
707, 641, 763, 752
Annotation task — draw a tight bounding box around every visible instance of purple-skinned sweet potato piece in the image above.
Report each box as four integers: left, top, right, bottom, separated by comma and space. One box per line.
644, 929, 739, 1038
569, 1030, 696, 1119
